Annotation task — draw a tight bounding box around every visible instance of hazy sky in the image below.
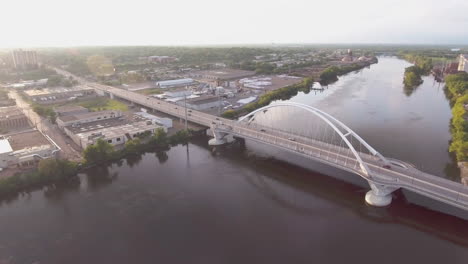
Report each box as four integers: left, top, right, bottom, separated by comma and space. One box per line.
1, 0, 468, 47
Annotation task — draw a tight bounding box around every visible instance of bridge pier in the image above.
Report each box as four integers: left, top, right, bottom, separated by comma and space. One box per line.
365, 183, 398, 207
208, 130, 228, 146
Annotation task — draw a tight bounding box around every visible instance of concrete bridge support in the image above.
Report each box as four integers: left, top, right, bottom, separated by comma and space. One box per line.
365, 183, 398, 207
208, 130, 228, 146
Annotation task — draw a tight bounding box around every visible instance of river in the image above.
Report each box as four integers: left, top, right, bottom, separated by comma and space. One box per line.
0, 57, 467, 264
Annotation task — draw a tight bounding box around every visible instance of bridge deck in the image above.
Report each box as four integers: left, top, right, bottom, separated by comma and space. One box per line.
90, 83, 468, 211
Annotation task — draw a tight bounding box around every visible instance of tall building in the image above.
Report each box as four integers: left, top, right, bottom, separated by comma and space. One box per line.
11, 49, 38, 69
458, 54, 468, 72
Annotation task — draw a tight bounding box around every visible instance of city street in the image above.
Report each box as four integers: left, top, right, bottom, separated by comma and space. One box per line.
9, 91, 83, 161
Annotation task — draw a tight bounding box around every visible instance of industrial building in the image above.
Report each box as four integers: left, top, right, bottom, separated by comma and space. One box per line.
56, 110, 123, 129
54, 105, 89, 116
135, 111, 173, 128
156, 78, 194, 89
188, 69, 255, 87
458, 54, 468, 72
181, 96, 221, 111
0, 106, 30, 132
62, 113, 168, 149
64, 119, 164, 149
22, 85, 97, 104
11, 49, 38, 69
164, 88, 193, 98
7, 79, 48, 89
0, 130, 59, 168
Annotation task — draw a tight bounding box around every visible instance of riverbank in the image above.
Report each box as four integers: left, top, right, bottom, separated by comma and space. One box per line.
319, 58, 378, 84
444, 72, 468, 183
0, 128, 194, 199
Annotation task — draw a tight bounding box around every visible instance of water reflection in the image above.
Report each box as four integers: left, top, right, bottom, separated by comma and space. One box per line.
213, 141, 468, 247
84, 165, 119, 191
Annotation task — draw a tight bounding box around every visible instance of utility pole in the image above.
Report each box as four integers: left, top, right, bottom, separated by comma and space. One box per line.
184, 91, 188, 130
218, 88, 222, 116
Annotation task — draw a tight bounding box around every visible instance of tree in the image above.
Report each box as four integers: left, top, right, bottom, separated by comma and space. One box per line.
124, 138, 141, 154
151, 128, 168, 147
83, 139, 115, 164
38, 159, 77, 180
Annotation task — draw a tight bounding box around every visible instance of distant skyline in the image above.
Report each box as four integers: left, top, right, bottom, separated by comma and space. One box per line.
2, 0, 468, 48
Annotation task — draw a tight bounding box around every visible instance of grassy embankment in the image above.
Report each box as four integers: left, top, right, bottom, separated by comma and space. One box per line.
136, 88, 163, 95
445, 72, 468, 163
0, 128, 192, 199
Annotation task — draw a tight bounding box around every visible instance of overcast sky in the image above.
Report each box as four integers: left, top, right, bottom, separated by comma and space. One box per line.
1, 0, 468, 47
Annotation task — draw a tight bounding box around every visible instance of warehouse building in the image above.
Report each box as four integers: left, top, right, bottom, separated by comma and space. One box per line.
156, 78, 194, 89
189, 69, 255, 87
62, 114, 166, 149
54, 105, 89, 116
0, 130, 59, 168
22, 85, 97, 104
180, 96, 221, 111
56, 110, 122, 129
0, 107, 30, 131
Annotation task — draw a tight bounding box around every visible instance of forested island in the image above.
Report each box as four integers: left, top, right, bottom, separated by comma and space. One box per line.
401, 54, 433, 95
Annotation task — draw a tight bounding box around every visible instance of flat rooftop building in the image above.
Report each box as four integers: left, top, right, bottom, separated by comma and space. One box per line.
0, 130, 59, 168
189, 69, 255, 81
62, 114, 166, 149
54, 105, 89, 116
57, 110, 122, 129
156, 78, 194, 89
180, 95, 221, 111
0, 106, 30, 131
22, 85, 97, 104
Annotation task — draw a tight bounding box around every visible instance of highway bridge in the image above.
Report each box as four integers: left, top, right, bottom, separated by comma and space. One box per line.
88, 83, 468, 210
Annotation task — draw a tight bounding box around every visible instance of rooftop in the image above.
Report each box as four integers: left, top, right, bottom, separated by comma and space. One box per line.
54, 105, 88, 114
76, 121, 161, 143
186, 95, 219, 105
6, 130, 51, 151
0, 106, 25, 120
23, 85, 94, 96
58, 110, 120, 122
64, 113, 150, 134
0, 139, 13, 154
190, 69, 256, 80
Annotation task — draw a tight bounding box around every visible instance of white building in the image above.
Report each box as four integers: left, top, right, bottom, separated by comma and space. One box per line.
67, 121, 164, 149
156, 78, 194, 89
0, 130, 59, 169
458, 54, 468, 72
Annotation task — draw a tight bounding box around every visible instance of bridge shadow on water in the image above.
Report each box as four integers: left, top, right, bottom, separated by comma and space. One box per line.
191, 136, 468, 247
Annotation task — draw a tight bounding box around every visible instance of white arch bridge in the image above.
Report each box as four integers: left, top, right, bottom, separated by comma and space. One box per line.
91, 84, 468, 209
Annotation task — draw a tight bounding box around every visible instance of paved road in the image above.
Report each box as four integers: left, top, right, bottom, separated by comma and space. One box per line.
10, 91, 82, 161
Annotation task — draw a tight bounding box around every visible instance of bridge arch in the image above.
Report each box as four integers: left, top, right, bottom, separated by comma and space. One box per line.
238, 102, 390, 178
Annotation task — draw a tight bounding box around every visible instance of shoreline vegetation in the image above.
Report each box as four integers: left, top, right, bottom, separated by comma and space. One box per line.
0, 128, 192, 199
444, 72, 468, 164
